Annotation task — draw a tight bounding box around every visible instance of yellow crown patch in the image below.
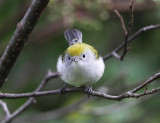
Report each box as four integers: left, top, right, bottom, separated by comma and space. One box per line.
67, 43, 99, 58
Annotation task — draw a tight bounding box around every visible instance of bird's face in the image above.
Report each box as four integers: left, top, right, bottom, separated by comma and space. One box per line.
65, 50, 90, 65
63, 43, 98, 65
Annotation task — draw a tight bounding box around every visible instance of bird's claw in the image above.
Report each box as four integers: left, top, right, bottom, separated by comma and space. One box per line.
84, 86, 93, 97
60, 83, 67, 94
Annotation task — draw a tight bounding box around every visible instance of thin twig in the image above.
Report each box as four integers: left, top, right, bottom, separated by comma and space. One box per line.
111, 0, 134, 60
120, 0, 134, 60
0, 100, 10, 118
1, 71, 58, 123
111, 51, 121, 59
128, 0, 134, 32
144, 84, 148, 93
114, 10, 127, 35
113, 9, 127, 60
103, 24, 160, 60
130, 72, 160, 93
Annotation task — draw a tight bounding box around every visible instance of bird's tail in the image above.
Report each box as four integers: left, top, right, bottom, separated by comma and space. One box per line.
64, 29, 82, 45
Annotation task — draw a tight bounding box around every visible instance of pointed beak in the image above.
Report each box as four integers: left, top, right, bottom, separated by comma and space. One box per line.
72, 56, 80, 62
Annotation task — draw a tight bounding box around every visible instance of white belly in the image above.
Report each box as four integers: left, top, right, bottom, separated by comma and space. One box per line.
57, 56, 105, 87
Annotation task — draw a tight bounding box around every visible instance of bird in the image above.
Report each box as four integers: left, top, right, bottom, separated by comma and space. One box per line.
57, 29, 105, 94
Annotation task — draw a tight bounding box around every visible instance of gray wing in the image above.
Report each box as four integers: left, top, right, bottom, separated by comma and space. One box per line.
64, 29, 82, 45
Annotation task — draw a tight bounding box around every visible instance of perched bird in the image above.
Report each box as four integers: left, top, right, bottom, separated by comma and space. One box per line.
57, 29, 105, 93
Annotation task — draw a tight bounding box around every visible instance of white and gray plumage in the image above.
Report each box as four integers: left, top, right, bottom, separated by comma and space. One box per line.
57, 29, 105, 87
64, 29, 82, 45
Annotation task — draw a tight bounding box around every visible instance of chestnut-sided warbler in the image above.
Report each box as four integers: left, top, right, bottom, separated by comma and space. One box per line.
57, 29, 105, 92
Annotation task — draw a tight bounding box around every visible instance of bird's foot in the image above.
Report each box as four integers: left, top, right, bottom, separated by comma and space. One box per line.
84, 86, 93, 97
60, 83, 67, 94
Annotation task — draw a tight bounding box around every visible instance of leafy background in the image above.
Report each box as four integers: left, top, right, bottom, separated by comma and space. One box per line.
0, 0, 160, 123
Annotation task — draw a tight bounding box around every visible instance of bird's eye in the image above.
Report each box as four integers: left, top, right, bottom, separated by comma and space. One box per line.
83, 54, 85, 58
68, 56, 71, 60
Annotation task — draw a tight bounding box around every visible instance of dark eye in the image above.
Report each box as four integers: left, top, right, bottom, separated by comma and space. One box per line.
74, 39, 77, 42
68, 56, 71, 60
83, 54, 85, 58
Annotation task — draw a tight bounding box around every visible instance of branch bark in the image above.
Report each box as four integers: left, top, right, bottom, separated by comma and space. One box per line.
103, 24, 160, 60
0, 100, 10, 119
0, 0, 50, 89
0, 72, 160, 100
113, 0, 134, 61
1, 70, 58, 123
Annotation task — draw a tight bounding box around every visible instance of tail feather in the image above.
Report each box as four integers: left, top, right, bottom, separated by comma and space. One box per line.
64, 29, 82, 45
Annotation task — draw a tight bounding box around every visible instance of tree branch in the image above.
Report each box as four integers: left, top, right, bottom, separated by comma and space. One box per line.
0, 0, 50, 89
0, 72, 160, 101
120, 0, 134, 60
113, 0, 134, 61
103, 24, 160, 60
1, 70, 58, 123
0, 100, 10, 118
114, 10, 127, 35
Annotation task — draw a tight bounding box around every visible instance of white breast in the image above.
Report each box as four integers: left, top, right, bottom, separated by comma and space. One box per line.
57, 55, 105, 87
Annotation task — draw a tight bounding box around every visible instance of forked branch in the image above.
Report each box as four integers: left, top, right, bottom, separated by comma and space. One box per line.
113, 0, 134, 60
1, 70, 58, 123
0, 100, 10, 119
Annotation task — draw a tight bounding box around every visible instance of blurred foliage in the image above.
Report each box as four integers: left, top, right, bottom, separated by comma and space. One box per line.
0, 0, 160, 123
